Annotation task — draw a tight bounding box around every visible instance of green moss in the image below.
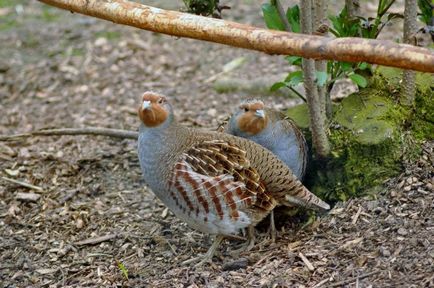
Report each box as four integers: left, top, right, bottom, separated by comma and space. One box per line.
374, 66, 434, 140
286, 86, 413, 202
287, 67, 433, 203
307, 129, 402, 202
334, 89, 398, 145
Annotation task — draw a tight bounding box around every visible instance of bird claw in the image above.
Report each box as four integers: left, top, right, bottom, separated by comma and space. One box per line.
182, 254, 213, 267
182, 235, 224, 267
231, 226, 256, 255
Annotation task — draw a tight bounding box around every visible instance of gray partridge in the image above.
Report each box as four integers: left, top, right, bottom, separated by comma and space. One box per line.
225, 99, 308, 180
224, 99, 309, 242
137, 91, 329, 266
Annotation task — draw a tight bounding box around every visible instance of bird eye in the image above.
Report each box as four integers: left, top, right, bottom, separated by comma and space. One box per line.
244, 108, 249, 112
157, 98, 164, 104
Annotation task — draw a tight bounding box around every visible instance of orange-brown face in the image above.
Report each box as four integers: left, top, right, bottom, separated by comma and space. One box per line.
237, 101, 268, 135
138, 92, 169, 127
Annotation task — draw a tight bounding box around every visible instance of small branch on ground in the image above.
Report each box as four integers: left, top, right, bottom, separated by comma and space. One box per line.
298, 252, 315, 271
0, 127, 138, 141
74, 234, 118, 246
329, 270, 380, 287
1, 176, 44, 192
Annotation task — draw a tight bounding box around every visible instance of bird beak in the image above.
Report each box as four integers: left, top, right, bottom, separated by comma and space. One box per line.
142, 100, 151, 110
255, 109, 265, 118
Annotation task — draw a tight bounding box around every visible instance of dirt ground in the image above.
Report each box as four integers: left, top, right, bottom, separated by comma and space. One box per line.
0, 1, 433, 287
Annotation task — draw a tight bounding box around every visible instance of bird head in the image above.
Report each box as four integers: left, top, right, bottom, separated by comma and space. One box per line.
234, 100, 268, 136
138, 91, 173, 128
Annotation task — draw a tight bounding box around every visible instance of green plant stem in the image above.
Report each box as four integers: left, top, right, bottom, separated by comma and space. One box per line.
286, 85, 307, 102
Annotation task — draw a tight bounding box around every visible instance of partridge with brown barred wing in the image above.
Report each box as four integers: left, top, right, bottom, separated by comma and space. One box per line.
137, 92, 329, 266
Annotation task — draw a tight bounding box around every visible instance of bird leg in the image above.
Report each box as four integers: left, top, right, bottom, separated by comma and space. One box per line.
232, 225, 256, 254
269, 210, 276, 243
182, 234, 224, 267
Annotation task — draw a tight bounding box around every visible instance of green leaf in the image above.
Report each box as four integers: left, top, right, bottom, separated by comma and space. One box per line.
262, 3, 285, 31
286, 5, 301, 33
417, 0, 433, 24
118, 262, 128, 280
285, 71, 303, 86
358, 62, 368, 70
270, 81, 287, 91
340, 62, 353, 72
285, 55, 302, 66
329, 7, 361, 37
349, 73, 368, 88
315, 71, 328, 87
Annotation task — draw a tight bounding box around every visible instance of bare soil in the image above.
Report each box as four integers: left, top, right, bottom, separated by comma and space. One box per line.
0, 1, 433, 287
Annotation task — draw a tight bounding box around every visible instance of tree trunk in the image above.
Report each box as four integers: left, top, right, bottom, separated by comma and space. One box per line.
313, 0, 331, 119
37, 0, 434, 73
301, 0, 330, 158
401, 0, 418, 106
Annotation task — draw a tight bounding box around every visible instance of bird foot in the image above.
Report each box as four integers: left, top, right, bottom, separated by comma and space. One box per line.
232, 238, 255, 255
182, 235, 224, 267
231, 226, 255, 255
182, 253, 213, 267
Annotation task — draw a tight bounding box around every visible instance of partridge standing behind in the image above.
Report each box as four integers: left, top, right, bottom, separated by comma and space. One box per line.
137, 92, 329, 266
226, 100, 308, 180
225, 100, 309, 241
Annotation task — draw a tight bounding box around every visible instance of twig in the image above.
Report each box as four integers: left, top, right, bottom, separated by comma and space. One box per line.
0, 127, 138, 141
1, 176, 44, 192
74, 234, 117, 246
298, 252, 315, 271
351, 206, 362, 225
15, 192, 41, 202
312, 277, 329, 288
329, 270, 380, 287
86, 253, 114, 257
338, 237, 363, 251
